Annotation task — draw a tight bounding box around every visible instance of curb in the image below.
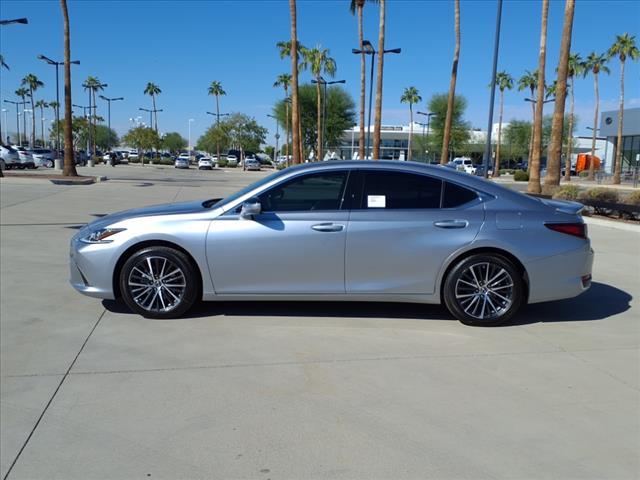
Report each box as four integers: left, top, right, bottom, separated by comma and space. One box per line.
583, 216, 640, 233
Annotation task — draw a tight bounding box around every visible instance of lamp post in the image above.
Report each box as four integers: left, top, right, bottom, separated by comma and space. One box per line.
0, 18, 28, 25
99, 95, 123, 151
417, 111, 436, 163
188, 118, 194, 159
352, 40, 400, 159
267, 114, 280, 162
311, 77, 346, 160
73, 104, 90, 153
38, 55, 79, 157
206, 112, 230, 120
4, 100, 20, 145
1, 109, 7, 143
139, 107, 162, 131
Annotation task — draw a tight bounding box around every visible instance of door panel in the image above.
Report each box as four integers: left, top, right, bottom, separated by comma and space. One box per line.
207, 212, 348, 294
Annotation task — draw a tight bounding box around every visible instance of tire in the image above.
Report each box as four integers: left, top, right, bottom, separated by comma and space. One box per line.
443, 253, 524, 326
119, 246, 199, 319
46, 160, 53, 168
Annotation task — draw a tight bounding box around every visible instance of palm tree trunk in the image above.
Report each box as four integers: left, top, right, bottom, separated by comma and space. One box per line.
441, 0, 460, 165
528, 0, 548, 194
216, 94, 221, 164
358, 4, 366, 160
372, 0, 386, 160
613, 59, 625, 184
289, 0, 301, 164
316, 79, 322, 161
527, 87, 535, 168
588, 72, 599, 181
494, 89, 504, 177
408, 104, 413, 161
61, 0, 77, 176
29, 89, 36, 147
285, 85, 290, 165
40, 106, 45, 146
545, 0, 574, 188
92, 90, 97, 156
564, 75, 574, 182
152, 95, 158, 133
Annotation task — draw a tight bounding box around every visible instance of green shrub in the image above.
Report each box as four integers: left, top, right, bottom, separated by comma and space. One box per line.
217, 158, 228, 168
578, 171, 589, 178
578, 187, 619, 203
128, 157, 140, 163
513, 170, 529, 181
624, 190, 640, 205
552, 184, 581, 201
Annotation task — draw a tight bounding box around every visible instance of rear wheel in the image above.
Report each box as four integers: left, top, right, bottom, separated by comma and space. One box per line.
443, 254, 524, 326
120, 246, 198, 319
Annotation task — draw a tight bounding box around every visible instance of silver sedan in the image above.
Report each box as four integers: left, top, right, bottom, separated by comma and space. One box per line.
69, 161, 593, 326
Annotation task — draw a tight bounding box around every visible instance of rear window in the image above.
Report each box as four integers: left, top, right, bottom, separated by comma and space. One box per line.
442, 181, 478, 208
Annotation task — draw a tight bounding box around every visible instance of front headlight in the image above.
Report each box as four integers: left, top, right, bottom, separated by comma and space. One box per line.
80, 228, 126, 244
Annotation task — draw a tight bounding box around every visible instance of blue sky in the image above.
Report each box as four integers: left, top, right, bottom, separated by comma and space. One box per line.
1, 0, 639, 146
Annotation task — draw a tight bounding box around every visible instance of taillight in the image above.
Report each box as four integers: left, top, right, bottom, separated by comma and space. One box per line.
545, 222, 587, 239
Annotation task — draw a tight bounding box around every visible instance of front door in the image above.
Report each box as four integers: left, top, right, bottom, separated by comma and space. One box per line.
207, 170, 350, 294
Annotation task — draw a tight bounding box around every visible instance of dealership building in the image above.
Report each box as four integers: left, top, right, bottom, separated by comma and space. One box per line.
598, 107, 640, 175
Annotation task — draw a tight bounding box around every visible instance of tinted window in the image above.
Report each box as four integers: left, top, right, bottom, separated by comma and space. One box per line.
360, 171, 442, 209
443, 181, 478, 208
260, 171, 348, 212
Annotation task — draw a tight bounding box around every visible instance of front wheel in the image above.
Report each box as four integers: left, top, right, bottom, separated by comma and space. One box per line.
119, 246, 199, 319
443, 254, 524, 326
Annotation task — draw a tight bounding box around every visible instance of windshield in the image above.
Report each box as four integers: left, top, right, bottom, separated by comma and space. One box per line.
207, 169, 286, 209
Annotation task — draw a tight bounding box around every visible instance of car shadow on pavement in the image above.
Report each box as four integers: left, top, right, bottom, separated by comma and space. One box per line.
102, 282, 630, 325
513, 282, 631, 325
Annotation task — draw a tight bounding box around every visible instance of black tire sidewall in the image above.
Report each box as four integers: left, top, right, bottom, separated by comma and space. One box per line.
119, 246, 199, 319
443, 254, 524, 326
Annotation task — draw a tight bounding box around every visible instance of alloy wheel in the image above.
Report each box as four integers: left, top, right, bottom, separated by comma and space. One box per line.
454, 261, 514, 321
127, 255, 186, 313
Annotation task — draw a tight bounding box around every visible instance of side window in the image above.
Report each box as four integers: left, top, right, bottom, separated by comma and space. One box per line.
259, 171, 348, 212
360, 171, 442, 209
442, 181, 478, 208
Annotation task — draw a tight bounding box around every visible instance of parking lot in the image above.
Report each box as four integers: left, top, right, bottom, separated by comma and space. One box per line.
1, 164, 639, 479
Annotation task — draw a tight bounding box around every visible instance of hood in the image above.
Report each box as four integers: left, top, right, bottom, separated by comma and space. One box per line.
84, 200, 209, 230
538, 197, 584, 215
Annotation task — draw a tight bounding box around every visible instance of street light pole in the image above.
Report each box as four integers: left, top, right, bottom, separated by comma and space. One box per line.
99, 95, 123, 151
311, 77, 346, 160
188, 119, 194, 159
482, 0, 503, 178
417, 111, 436, 163
4, 100, 20, 145
267, 114, 280, 162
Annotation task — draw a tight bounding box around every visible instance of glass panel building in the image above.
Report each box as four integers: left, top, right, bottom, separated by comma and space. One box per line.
599, 107, 640, 177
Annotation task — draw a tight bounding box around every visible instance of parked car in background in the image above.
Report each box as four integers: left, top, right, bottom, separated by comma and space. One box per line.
450, 157, 476, 175
174, 157, 190, 169
244, 158, 261, 171
198, 157, 214, 170
1, 145, 21, 169
28, 149, 55, 168
128, 150, 139, 160
69, 160, 593, 326
226, 154, 238, 167
12, 146, 35, 169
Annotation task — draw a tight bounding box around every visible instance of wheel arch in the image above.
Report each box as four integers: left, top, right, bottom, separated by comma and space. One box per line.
112, 240, 204, 300
438, 247, 529, 304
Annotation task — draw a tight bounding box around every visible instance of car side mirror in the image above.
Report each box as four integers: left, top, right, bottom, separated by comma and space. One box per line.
240, 198, 262, 219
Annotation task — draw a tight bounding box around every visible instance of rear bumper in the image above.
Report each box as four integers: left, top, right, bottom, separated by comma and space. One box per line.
525, 244, 594, 303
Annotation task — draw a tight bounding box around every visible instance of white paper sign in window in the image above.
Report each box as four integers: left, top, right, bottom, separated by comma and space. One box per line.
367, 195, 386, 208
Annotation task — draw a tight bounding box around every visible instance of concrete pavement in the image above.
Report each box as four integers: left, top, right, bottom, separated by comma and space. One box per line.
1, 165, 639, 479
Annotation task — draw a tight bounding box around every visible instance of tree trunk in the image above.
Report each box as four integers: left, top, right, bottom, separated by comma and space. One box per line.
494, 89, 504, 177
216, 95, 221, 164
316, 79, 322, 161
372, 0, 385, 160
289, 0, 301, 164
587, 72, 599, 181
40, 106, 45, 146
527, 87, 535, 168
545, 0, 574, 187
29, 88, 36, 147
441, 0, 460, 165
358, 4, 366, 160
152, 94, 158, 133
407, 104, 413, 161
564, 75, 575, 182
528, 0, 548, 194
92, 90, 97, 156
61, 0, 77, 176
285, 86, 290, 165
612, 59, 625, 184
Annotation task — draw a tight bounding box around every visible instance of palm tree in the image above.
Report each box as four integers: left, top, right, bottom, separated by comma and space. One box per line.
22, 74, 44, 147
302, 46, 336, 161
517, 70, 538, 167
563, 53, 583, 182
277, 39, 306, 161
528, 0, 549, 195
274, 73, 292, 163
35, 100, 49, 146
608, 33, 639, 184
144, 82, 162, 132
15, 87, 30, 146
83, 76, 105, 156
61, 0, 77, 176
400, 87, 421, 161
288, 0, 302, 164
583, 51, 610, 181
0, 54, 8, 70
545, 0, 575, 188
492, 71, 513, 177
371, 0, 387, 160
207, 80, 226, 162
441, 0, 460, 165
350, 0, 378, 160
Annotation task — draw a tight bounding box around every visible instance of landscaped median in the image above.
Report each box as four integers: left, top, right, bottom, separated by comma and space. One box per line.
1, 171, 107, 185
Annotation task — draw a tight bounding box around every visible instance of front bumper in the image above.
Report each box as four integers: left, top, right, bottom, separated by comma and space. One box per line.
69, 235, 118, 299
525, 243, 594, 304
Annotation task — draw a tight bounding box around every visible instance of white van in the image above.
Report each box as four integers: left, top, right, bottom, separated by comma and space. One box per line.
452, 157, 476, 174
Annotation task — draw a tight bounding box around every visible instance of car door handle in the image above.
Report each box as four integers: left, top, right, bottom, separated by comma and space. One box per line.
311, 223, 345, 232
434, 220, 468, 229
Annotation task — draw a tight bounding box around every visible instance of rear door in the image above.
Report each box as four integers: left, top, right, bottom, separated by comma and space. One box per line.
345, 170, 485, 294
